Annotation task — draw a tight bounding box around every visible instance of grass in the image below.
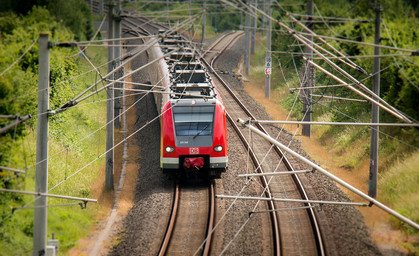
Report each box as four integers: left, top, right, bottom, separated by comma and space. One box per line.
0, 46, 108, 255
379, 151, 419, 236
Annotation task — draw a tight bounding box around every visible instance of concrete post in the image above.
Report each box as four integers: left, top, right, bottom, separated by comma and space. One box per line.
245, 9, 250, 75
302, 0, 314, 137
114, 0, 121, 129
369, 2, 382, 198
106, 3, 114, 190
265, 0, 272, 98
33, 32, 50, 256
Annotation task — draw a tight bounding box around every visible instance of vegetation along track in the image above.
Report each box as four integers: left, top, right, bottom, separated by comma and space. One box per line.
158, 181, 216, 256
202, 31, 325, 255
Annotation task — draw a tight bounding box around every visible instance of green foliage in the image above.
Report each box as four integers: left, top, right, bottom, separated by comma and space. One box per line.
269, 0, 419, 239
46, 0, 93, 40
0, 0, 93, 41
0, 5, 106, 255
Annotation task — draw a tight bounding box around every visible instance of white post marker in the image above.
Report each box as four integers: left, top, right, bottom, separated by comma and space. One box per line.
265, 56, 272, 75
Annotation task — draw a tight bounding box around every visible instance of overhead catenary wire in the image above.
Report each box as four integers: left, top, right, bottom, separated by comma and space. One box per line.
237, 119, 419, 230
289, 13, 371, 23
56, 13, 200, 112
288, 14, 368, 75
2, 74, 165, 223
199, 22, 315, 253
0, 114, 32, 135
295, 30, 418, 53
273, 18, 413, 123
46, 75, 193, 197
310, 94, 368, 102
0, 188, 97, 203
52, 14, 107, 59
269, 51, 413, 59
382, 20, 419, 90
198, 5, 330, 251
56, 38, 165, 112
304, 57, 412, 123
21, 42, 198, 194
56, 48, 179, 113
1, 20, 174, 224
316, 101, 419, 151
252, 120, 419, 127
0, 166, 26, 174
307, 54, 415, 123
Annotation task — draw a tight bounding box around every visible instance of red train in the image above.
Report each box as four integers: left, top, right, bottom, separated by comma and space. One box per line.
152, 34, 228, 179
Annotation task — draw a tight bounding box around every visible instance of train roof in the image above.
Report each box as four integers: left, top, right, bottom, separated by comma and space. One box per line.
160, 33, 217, 101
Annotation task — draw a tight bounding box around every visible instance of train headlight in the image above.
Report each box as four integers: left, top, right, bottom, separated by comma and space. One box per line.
214, 145, 223, 152
165, 146, 175, 153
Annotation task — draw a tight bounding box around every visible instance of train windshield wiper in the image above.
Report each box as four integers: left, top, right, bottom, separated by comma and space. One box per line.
193, 123, 210, 139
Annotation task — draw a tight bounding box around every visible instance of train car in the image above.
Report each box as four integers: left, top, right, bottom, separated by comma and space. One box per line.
155, 33, 228, 179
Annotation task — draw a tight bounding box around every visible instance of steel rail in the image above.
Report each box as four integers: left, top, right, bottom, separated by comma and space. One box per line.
201, 33, 325, 255
226, 113, 281, 255
210, 32, 244, 67
129, 15, 170, 31
202, 181, 216, 256
158, 183, 180, 256
203, 33, 281, 256
122, 18, 150, 36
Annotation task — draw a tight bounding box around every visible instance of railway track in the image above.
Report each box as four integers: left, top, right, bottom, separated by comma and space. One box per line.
202, 31, 326, 255
158, 181, 216, 256
122, 14, 169, 36
121, 14, 325, 254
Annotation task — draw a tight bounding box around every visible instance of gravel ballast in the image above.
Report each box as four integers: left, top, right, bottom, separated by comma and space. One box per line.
109, 33, 381, 256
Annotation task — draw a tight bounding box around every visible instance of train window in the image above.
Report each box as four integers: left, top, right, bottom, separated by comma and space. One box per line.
173, 112, 214, 137
175, 122, 212, 136
174, 113, 212, 122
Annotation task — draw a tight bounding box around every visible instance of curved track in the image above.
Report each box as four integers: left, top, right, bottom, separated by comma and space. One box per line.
121, 14, 325, 255
202, 31, 326, 256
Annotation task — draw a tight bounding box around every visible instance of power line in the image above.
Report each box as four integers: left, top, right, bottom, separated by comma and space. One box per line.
289, 13, 371, 23
0, 114, 32, 135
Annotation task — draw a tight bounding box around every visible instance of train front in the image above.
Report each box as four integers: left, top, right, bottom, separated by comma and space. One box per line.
161, 97, 227, 178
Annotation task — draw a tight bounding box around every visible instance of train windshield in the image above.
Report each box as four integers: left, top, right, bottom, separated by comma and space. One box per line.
173, 106, 214, 137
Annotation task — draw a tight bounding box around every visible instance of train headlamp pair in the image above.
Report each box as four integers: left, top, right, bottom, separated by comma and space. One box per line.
166, 145, 223, 153
214, 145, 223, 152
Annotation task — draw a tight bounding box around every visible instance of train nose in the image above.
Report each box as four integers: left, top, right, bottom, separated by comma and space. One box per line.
183, 157, 204, 170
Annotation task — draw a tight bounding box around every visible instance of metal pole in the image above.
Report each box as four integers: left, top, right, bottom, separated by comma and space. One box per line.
245, 5, 250, 75
302, 0, 314, 137
369, 2, 382, 198
262, 0, 266, 36
100, 0, 103, 14
106, 3, 114, 190
188, 0, 191, 36
250, 0, 256, 54
264, 0, 271, 98
237, 118, 419, 230
33, 32, 49, 256
166, 0, 169, 24
201, 0, 206, 47
114, 0, 121, 129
